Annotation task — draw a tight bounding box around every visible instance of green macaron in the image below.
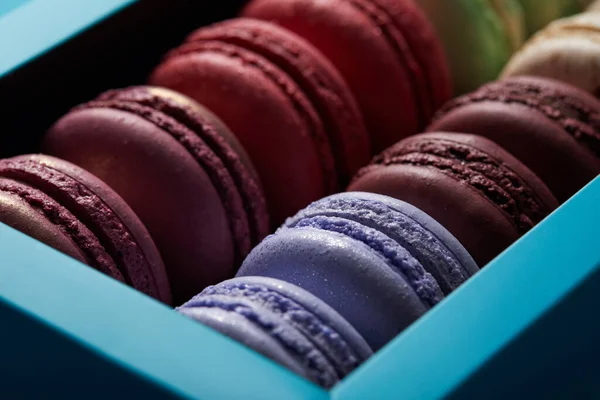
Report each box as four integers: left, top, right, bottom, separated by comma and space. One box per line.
415, 0, 525, 94
520, 0, 593, 36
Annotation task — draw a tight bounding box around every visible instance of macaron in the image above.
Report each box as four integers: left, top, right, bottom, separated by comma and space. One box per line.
237, 192, 478, 350
241, 0, 452, 153
43, 86, 268, 304
349, 132, 559, 266
520, 0, 590, 36
177, 276, 372, 388
414, 0, 525, 94
428, 76, 600, 202
502, 11, 600, 95
150, 18, 371, 224
589, 0, 600, 11
0, 155, 171, 304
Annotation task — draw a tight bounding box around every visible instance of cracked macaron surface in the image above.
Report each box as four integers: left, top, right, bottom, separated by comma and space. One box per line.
428, 76, 600, 202
349, 132, 558, 266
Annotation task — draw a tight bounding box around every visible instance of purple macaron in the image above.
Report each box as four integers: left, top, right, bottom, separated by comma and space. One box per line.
236, 192, 478, 350
178, 276, 372, 388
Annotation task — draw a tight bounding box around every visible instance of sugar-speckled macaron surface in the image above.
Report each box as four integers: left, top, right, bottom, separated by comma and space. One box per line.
178, 276, 372, 388
237, 192, 478, 350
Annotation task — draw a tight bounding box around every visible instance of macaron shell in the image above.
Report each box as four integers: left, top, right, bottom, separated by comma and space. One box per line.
146, 86, 261, 185
400, 133, 559, 213
44, 107, 234, 304
502, 12, 600, 94
0, 177, 125, 281
104, 86, 262, 188
96, 86, 269, 257
428, 81, 600, 202
370, 0, 452, 117
289, 192, 478, 293
182, 292, 340, 387
178, 303, 309, 380
341, 192, 479, 277
237, 227, 429, 351
187, 18, 371, 184
233, 276, 373, 360
21, 154, 172, 304
243, 0, 438, 153
150, 42, 332, 225
349, 163, 520, 266
198, 276, 370, 378
0, 188, 88, 264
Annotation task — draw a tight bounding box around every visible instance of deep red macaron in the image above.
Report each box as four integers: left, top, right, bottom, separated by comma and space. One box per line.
0, 155, 172, 304
428, 76, 600, 203
150, 18, 371, 225
43, 86, 268, 304
242, 0, 452, 153
349, 132, 558, 266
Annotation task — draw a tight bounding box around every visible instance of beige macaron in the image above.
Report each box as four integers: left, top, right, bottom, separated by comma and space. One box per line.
502, 11, 600, 96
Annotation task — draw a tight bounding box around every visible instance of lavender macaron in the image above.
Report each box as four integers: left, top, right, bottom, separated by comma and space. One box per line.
237, 192, 478, 350
178, 276, 372, 388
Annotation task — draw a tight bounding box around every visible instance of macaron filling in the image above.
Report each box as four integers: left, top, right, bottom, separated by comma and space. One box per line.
362, 137, 548, 233
180, 293, 340, 388
288, 215, 443, 306
433, 79, 600, 156
75, 99, 253, 263
286, 196, 472, 292
0, 178, 124, 281
97, 87, 270, 248
165, 40, 338, 193
197, 280, 364, 376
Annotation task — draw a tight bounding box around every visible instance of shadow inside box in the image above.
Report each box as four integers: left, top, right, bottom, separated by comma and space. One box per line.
0, 299, 182, 399
0, 0, 246, 158
448, 263, 600, 400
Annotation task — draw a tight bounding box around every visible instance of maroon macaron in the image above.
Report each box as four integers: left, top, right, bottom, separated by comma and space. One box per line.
349, 132, 558, 266
428, 76, 600, 203
0, 154, 172, 304
149, 18, 371, 225
242, 0, 452, 153
43, 86, 269, 304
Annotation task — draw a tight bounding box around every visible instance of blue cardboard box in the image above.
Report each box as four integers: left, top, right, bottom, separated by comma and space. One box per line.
1, 1, 599, 398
